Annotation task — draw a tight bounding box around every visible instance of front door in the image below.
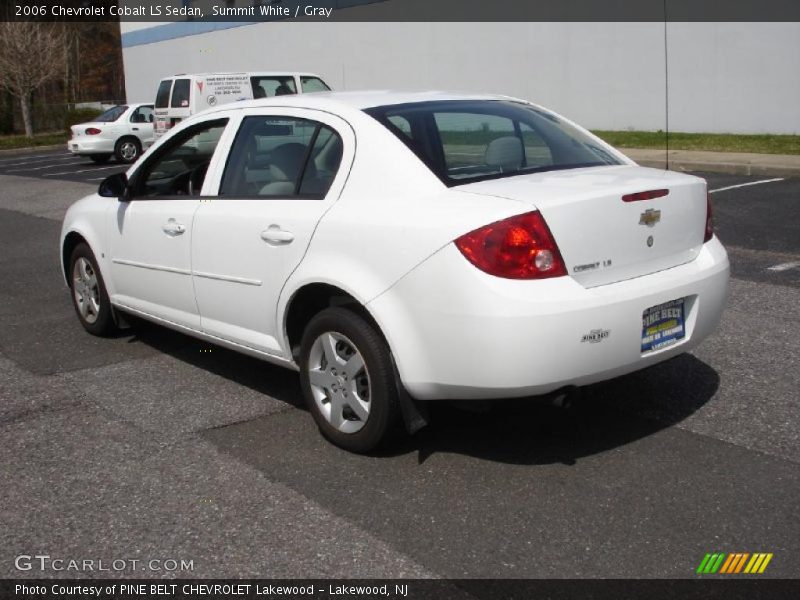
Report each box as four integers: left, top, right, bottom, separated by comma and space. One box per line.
107, 117, 230, 330
129, 104, 155, 147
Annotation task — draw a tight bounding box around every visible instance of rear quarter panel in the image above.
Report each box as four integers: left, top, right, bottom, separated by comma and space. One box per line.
278, 110, 535, 351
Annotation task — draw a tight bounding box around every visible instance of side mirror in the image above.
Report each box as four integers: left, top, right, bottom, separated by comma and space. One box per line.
98, 172, 130, 200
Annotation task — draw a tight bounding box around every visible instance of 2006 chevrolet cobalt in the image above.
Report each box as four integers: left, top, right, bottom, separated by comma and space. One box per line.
60, 91, 729, 452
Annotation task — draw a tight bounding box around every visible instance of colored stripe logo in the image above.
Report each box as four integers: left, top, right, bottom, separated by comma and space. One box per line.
697, 552, 773, 574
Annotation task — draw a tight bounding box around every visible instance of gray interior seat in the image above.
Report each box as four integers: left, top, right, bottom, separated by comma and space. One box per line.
259, 142, 315, 195
485, 136, 523, 172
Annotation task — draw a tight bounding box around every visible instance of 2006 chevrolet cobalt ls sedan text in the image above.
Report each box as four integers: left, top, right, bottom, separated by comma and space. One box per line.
60, 91, 729, 452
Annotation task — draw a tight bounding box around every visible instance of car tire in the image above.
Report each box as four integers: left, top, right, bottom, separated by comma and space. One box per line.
68, 242, 117, 336
114, 137, 141, 164
89, 154, 111, 164
299, 307, 401, 453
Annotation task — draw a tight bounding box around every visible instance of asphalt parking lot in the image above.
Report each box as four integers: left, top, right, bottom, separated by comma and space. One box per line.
0, 149, 129, 184
0, 160, 798, 580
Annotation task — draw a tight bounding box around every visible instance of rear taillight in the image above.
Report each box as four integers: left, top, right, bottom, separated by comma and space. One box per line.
704, 193, 714, 242
455, 211, 567, 279
85, 128, 101, 135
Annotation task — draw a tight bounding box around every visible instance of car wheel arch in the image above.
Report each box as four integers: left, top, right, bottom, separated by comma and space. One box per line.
62, 231, 90, 285
283, 282, 387, 364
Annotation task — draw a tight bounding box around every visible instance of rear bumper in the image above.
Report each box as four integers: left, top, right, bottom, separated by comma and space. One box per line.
67, 138, 114, 155
368, 237, 729, 400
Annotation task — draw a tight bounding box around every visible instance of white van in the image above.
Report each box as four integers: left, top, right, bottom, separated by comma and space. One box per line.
153, 72, 331, 139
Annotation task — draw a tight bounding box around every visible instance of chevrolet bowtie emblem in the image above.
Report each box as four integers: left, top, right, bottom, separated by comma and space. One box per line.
639, 208, 661, 227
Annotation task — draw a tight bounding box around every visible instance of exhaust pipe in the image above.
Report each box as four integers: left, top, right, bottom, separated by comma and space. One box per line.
548, 386, 581, 410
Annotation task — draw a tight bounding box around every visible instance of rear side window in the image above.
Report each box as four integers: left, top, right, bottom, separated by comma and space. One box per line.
155, 80, 172, 109
300, 76, 331, 93
220, 116, 342, 198
366, 100, 621, 186
170, 79, 191, 108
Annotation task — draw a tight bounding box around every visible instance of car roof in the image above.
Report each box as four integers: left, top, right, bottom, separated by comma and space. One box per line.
203, 90, 516, 116
161, 72, 322, 79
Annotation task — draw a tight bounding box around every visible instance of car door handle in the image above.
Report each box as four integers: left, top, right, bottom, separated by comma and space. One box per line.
162, 219, 186, 236
260, 226, 294, 245
132, 127, 139, 131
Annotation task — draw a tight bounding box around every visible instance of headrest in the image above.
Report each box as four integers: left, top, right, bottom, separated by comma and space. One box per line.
485, 136, 523, 172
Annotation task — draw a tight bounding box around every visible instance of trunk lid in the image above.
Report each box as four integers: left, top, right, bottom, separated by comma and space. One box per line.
459, 165, 708, 287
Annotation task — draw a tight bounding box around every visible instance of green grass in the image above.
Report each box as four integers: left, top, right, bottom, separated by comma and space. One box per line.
592, 130, 800, 155
0, 132, 67, 151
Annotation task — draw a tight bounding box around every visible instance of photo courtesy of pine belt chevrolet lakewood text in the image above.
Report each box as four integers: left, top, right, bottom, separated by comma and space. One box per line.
60, 91, 729, 453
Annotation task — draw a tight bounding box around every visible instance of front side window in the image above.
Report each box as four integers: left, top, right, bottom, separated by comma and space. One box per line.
95, 105, 128, 122
130, 105, 154, 124
251, 76, 297, 98
366, 100, 621, 186
132, 119, 228, 198
300, 76, 331, 93
170, 79, 191, 108
155, 80, 172, 108
220, 116, 343, 198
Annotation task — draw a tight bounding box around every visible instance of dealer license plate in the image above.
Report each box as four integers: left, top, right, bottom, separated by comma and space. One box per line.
641, 298, 685, 353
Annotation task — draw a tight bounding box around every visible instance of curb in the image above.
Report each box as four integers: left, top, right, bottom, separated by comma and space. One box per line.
635, 157, 800, 178
0, 144, 65, 156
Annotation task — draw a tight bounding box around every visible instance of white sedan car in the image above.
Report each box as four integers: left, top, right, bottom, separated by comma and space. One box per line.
68, 103, 154, 164
60, 91, 729, 452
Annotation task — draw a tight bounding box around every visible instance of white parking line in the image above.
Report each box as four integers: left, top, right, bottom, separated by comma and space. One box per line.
43, 165, 125, 176
709, 178, 784, 194
0, 153, 72, 165
767, 261, 800, 272
2, 158, 80, 170
6, 159, 86, 173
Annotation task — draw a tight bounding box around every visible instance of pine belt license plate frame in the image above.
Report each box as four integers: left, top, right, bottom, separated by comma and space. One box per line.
641, 298, 686, 353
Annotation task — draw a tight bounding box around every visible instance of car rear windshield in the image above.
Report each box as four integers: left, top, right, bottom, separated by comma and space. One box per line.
95, 105, 128, 122
155, 80, 172, 108
365, 100, 622, 186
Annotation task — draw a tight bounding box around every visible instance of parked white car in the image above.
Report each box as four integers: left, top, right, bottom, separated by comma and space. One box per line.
60, 91, 729, 452
67, 103, 155, 164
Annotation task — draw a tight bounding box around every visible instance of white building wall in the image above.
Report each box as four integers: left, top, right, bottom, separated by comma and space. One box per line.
121, 21, 800, 134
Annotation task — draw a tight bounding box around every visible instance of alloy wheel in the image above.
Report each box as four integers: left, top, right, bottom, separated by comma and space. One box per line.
307, 331, 371, 434
72, 257, 100, 324
119, 141, 138, 161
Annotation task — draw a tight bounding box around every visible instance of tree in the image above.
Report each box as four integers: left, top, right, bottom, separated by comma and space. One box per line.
0, 23, 65, 137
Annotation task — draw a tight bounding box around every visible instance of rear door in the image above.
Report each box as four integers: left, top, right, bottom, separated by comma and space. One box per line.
192, 108, 353, 355
153, 79, 173, 139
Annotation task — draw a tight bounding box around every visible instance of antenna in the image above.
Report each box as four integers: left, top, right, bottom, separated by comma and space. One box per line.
663, 0, 669, 170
